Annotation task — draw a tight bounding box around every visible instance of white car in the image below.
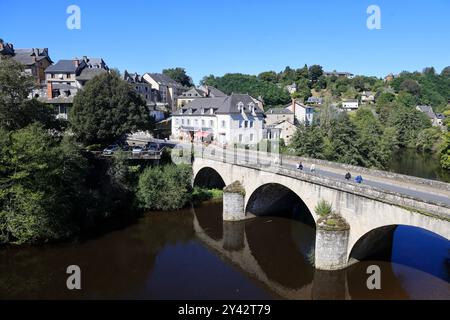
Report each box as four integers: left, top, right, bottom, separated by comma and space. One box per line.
132, 146, 144, 155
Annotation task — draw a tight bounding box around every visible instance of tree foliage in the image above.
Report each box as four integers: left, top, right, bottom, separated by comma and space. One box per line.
0, 124, 87, 244
0, 58, 58, 131
201, 73, 291, 107
70, 71, 154, 146
136, 164, 193, 211
162, 67, 193, 87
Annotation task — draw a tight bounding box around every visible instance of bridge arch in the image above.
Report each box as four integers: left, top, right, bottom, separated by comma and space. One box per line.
193, 166, 227, 189
348, 224, 450, 264
245, 183, 316, 226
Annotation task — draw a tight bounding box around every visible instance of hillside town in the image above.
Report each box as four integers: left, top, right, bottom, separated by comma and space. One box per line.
1, 0, 450, 304
2, 39, 446, 150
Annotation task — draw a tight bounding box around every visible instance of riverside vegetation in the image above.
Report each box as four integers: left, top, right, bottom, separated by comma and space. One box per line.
0, 58, 217, 245
1, 57, 449, 244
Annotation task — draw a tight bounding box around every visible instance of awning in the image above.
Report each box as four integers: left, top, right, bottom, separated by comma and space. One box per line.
194, 131, 212, 138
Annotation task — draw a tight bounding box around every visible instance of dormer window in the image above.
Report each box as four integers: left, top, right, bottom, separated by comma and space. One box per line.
188, 108, 193, 114
201, 108, 205, 114
179, 109, 183, 115
210, 108, 214, 115
237, 102, 244, 112
249, 102, 256, 114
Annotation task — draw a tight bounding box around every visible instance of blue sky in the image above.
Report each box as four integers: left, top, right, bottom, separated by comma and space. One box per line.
1, 0, 449, 84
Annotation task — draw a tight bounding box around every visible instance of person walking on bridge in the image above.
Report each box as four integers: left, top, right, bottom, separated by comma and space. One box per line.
310, 164, 316, 173
345, 172, 351, 181
355, 175, 363, 184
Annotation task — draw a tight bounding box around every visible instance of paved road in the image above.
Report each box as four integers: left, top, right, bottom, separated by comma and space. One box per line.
215, 150, 450, 207
280, 161, 450, 206
148, 139, 450, 207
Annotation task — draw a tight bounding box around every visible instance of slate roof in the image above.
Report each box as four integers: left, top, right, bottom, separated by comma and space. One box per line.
180, 86, 227, 98
175, 94, 264, 116
180, 87, 205, 98
266, 108, 293, 115
45, 60, 78, 73
204, 86, 226, 97
12, 48, 52, 66
123, 70, 147, 84
416, 105, 436, 119
147, 73, 183, 88
76, 68, 108, 81
45, 57, 108, 75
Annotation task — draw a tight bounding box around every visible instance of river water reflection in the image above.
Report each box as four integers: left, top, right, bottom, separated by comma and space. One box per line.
0, 201, 449, 300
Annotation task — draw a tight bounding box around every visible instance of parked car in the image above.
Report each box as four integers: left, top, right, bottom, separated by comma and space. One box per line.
103, 144, 120, 155
146, 143, 159, 153
132, 146, 144, 155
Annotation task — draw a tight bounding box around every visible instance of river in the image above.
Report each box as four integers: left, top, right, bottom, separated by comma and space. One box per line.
0, 201, 448, 300
388, 148, 450, 183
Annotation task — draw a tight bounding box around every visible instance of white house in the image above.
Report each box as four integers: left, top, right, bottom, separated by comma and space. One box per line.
361, 91, 375, 104
171, 93, 265, 145
342, 99, 359, 110
285, 100, 314, 125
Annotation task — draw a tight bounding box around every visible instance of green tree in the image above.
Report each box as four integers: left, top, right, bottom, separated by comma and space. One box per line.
441, 132, 450, 170
441, 66, 450, 78
388, 105, 431, 147
0, 58, 57, 131
136, 164, 193, 211
329, 113, 362, 165
0, 124, 87, 244
162, 67, 193, 87
416, 127, 442, 152
308, 65, 324, 83
201, 73, 291, 107
352, 108, 394, 168
70, 71, 154, 146
290, 123, 325, 158
258, 71, 278, 83
399, 79, 421, 97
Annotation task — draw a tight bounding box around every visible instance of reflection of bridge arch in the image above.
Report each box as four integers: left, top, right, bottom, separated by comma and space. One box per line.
244, 217, 315, 289
192, 212, 316, 299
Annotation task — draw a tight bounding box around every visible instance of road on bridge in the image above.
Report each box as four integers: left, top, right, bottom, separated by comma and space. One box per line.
145, 139, 450, 207
202, 147, 450, 207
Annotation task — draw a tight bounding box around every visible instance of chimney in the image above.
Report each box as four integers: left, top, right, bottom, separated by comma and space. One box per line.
47, 82, 53, 99
31, 49, 36, 62
292, 98, 296, 117
73, 58, 79, 67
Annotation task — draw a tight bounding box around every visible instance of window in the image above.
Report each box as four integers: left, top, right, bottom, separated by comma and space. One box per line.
239, 134, 243, 143
195, 119, 198, 126
202, 120, 205, 126
244, 121, 248, 128
221, 120, 226, 128
249, 121, 253, 128
187, 119, 191, 125
250, 134, 254, 142
209, 120, 214, 127
181, 119, 185, 124
237, 102, 244, 112
66, 73, 71, 79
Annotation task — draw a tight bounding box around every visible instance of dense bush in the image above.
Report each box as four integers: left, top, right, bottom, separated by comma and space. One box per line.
0, 124, 88, 244
136, 164, 193, 211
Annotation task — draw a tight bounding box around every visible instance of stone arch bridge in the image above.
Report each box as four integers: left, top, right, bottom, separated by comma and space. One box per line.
192, 151, 450, 271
